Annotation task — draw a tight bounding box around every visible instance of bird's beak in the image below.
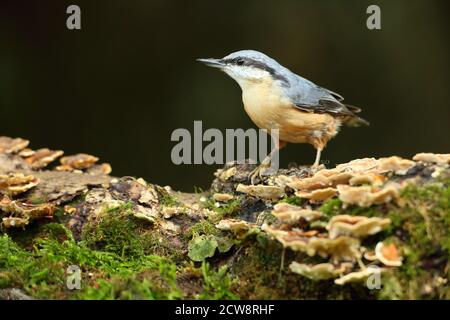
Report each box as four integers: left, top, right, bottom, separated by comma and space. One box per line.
196, 58, 226, 68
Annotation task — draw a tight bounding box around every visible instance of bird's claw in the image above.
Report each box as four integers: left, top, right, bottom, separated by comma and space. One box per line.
249, 163, 271, 185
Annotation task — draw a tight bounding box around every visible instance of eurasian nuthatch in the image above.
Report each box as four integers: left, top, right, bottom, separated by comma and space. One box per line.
198, 50, 368, 183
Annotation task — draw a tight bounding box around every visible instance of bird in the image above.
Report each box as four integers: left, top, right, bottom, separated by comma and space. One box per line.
197, 50, 368, 184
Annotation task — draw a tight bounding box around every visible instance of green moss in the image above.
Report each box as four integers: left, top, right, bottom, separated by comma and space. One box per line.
160, 193, 180, 207
0, 231, 184, 299
28, 194, 48, 205
203, 197, 242, 220
319, 198, 342, 217
319, 197, 383, 218
187, 219, 219, 239
41, 223, 74, 242
81, 203, 145, 258
377, 179, 450, 299
141, 232, 185, 261
230, 237, 374, 299
2, 176, 448, 300
278, 195, 305, 206
197, 262, 238, 300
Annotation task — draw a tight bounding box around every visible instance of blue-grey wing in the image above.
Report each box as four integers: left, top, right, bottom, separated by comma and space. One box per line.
283, 75, 358, 116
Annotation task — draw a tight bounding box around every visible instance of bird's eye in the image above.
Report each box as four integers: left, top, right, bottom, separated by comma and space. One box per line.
236, 58, 245, 66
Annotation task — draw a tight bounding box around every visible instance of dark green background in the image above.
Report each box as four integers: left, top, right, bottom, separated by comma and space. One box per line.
0, 0, 449, 191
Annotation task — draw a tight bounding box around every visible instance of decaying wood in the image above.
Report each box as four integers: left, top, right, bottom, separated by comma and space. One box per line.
0, 136, 449, 300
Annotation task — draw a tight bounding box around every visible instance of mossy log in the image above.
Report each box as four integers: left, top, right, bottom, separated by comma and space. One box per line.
0, 137, 449, 300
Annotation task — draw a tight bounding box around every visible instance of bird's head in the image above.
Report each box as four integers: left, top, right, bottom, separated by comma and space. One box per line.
197, 50, 290, 88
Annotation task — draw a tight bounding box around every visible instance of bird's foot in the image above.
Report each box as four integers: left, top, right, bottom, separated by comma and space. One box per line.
249, 163, 272, 185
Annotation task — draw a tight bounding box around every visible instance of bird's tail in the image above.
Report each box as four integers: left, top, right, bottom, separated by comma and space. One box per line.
343, 104, 370, 127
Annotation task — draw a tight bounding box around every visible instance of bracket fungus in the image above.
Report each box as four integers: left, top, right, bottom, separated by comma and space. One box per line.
18, 148, 35, 158
326, 215, 391, 239
272, 203, 322, 223
2, 216, 29, 228
24, 148, 64, 169
86, 163, 112, 175
334, 266, 383, 286
213, 193, 235, 202
375, 242, 402, 267
0, 136, 29, 154
296, 187, 337, 203
263, 224, 361, 263
286, 170, 352, 191
0, 196, 56, 228
289, 262, 353, 280
349, 172, 386, 187
216, 218, 256, 234
377, 156, 415, 175
58, 153, 100, 170
337, 184, 399, 207
0, 198, 56, 219
335, 158, 380, 173
413, 153, 450, 165
0, 173, 39, 196
236, 184, 285, 200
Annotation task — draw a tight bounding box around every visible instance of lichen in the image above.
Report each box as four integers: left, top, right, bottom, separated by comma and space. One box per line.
1, 137, 448, 299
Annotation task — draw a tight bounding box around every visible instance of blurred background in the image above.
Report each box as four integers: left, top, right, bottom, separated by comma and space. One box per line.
0, 0, 449, 191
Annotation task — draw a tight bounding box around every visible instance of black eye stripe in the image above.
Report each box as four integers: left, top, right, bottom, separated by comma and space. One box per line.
222, 57, 290, 86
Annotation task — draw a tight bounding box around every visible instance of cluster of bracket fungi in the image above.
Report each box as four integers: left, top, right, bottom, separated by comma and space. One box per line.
1, 135, 449, 287
213, 153, 449, 285
0, 136, 112, 229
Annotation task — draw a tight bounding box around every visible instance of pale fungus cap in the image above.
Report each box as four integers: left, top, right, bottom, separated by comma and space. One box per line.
0, 197, 56, 227
0, 200, 56, 219
335, 158, 379, 173
59, 153, 100, 170
316, 169, 354, 186
334, 266, 384, 285
289, 262, 353, 280
349, 172, 386, 187
375, 242, 402, 267
2, 217, 29, 228
18, 148, 35, 158
86, 163, 112, 175
236, 184, 285, 200
363, 250, 378, 262
273, 175, 298, 188
272, 203, 323, 223
377, 156, 415, 175
213, 193, 235, 202
263, 223, 361, 262
413, 153, 450, 165
0, 173, 39, 196
326, 215, 391, 239
337, 185, 399, 207
287, 174, 331, 191
216, 218, 255, 233
296, 187, 337, 203
286, 169, 353, 191
24, 148, 64, 169
0, 136, 30, 154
